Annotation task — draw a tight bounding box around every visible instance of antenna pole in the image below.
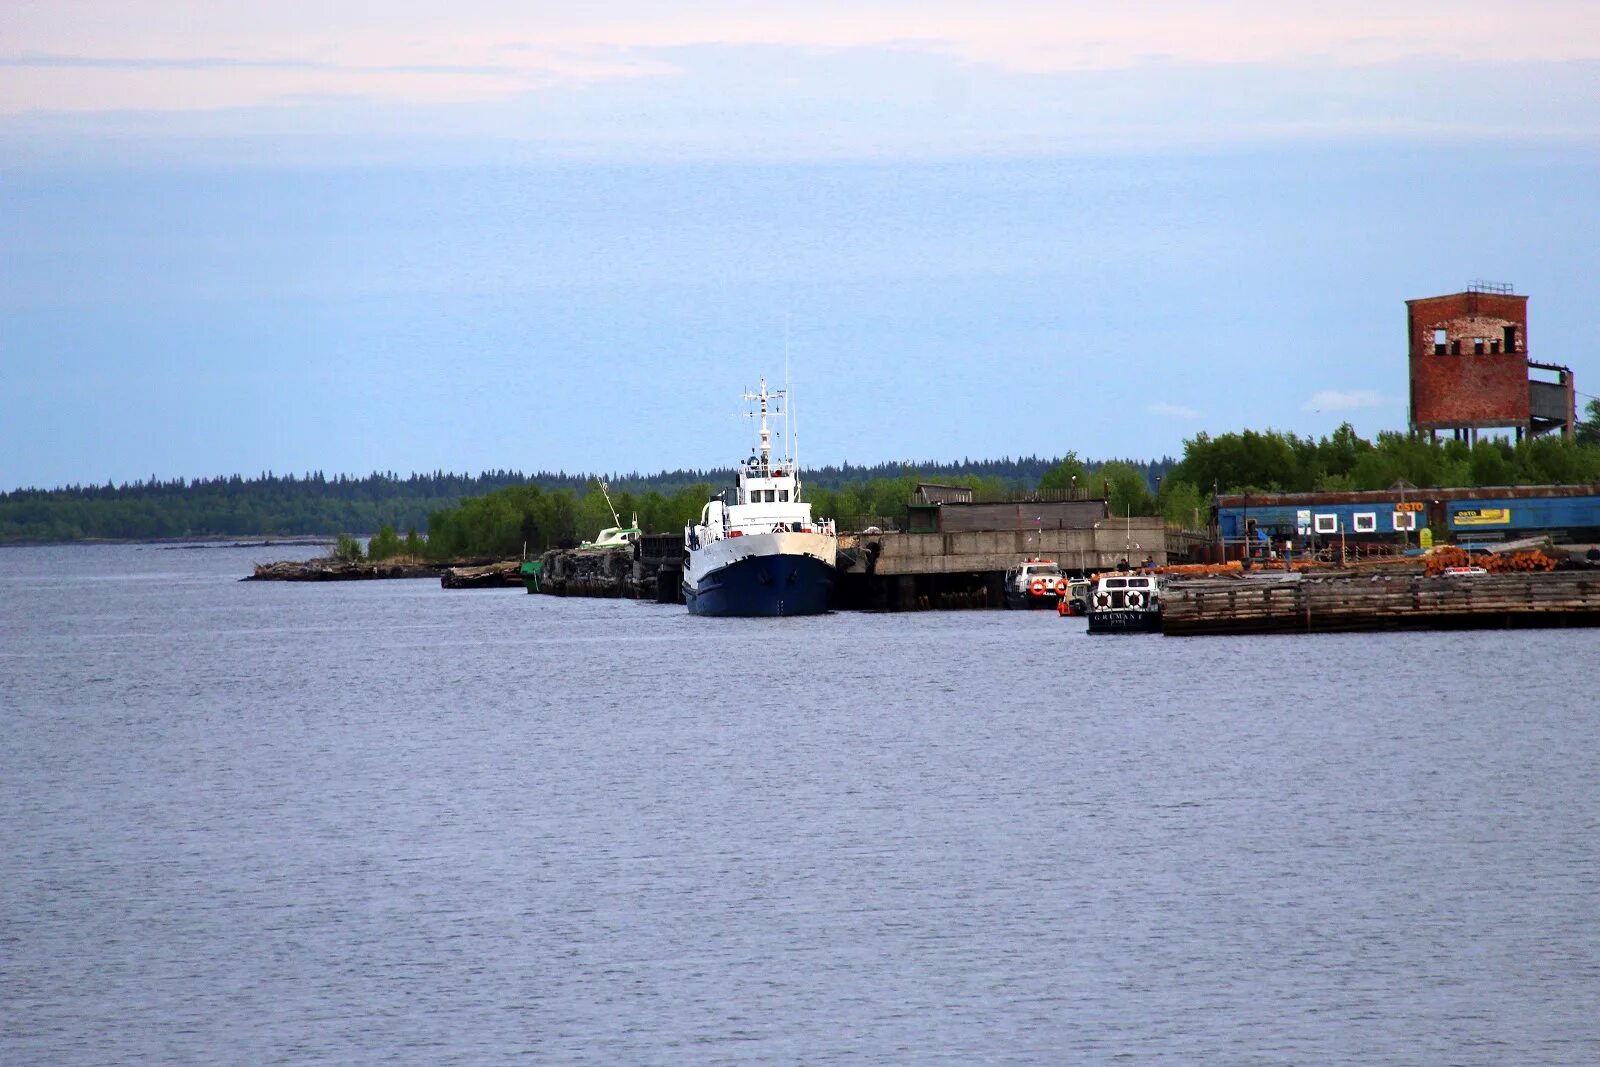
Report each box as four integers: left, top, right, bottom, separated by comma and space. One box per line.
597, 477, 621, 528
785, 317, 800, 496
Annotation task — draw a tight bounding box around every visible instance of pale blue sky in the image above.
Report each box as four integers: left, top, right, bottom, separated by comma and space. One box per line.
3, 2, 1597, 489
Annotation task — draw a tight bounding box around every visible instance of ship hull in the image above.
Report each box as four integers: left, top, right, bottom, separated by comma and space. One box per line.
683, 550, 835, 617
1086, 608, 1162, 634
1004, 590, 1062, 610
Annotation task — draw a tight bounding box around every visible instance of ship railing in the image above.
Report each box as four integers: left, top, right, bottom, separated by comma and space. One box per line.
724, 519, 835, 537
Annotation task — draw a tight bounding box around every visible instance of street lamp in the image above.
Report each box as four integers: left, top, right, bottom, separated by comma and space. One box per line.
1242, 490, 1249, 566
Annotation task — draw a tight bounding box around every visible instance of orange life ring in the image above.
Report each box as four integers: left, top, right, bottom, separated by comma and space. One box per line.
1054, 578, 1068, 594
1030, 579, 1045, 595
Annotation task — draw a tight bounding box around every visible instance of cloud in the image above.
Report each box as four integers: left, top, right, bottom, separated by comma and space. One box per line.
6, 1, 1600, 116
5, 4, 1600, 165
1306, 389, 1388, 411
1148, 402, 1202, 420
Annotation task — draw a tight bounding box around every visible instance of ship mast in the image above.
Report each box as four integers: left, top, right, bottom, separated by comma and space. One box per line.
743, 379, 785, 473
596, 477, 622, 528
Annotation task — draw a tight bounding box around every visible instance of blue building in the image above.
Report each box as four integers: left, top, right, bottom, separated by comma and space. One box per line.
1214, 485, 1600, 557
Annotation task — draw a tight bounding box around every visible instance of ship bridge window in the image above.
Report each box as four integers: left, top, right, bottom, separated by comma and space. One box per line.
779, 490, 789, 502
1105, 578, 1127, 589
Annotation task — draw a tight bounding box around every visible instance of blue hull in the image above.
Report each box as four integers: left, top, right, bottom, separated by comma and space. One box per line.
684, 552, 834, 617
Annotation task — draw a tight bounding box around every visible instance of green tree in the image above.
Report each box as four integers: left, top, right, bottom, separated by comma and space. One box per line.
334, 533, 364, 561
1038, 452, 1087, 495
1169, 429, 1306, 494
1095, 460, 1157, 516
1575, 398, 1600, 446
367, 524, 403, 559
1157, 478, 1208, 529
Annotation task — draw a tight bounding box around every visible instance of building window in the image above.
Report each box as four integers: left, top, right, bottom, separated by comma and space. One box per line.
1314, 514, 1338, 534
1433, 328, 1447, 355
1353, 512, 1377, 533
1392, 511, 1417, 531
1504, 325, 1518, 352
1450, 339, 1461, 355
1473, 337, 1486, 355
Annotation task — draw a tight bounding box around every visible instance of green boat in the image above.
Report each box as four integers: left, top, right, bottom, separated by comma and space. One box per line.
519, 559, 543, 594
576, 479, 640, 552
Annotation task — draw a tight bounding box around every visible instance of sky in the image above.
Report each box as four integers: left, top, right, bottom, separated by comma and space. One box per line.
3, 1, 1598, 490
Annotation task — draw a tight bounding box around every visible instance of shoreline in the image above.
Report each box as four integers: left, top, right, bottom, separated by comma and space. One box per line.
0, 536, 335, 549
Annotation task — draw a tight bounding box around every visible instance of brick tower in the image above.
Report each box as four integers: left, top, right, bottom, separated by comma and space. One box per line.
1406, 282, 1575, 442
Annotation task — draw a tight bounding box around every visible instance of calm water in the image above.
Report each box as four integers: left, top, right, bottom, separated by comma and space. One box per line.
3, 544, 1599, 1065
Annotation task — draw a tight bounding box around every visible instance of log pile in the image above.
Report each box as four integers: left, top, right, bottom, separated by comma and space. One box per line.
1162, 570, 1600, 636
1423, 546, 1560, 575
440, 561, 524, 589
245, 558, 443, 581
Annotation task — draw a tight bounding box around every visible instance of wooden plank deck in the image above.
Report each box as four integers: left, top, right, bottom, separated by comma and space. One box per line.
1161, 571, 1600, 635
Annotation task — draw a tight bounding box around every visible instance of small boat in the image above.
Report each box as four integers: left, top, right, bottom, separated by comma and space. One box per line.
1086, 571, 1163, 634
1004, 558, 1071, 609
578, 525, 640, 551
577, 479, 641, 552
519, 559, 543, 593
1057, 578, 1091, 616
682, 378, 837, 616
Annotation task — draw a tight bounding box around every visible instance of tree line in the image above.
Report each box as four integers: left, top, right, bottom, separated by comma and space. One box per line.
6, 405, 1598, 552
0, 456, 1166, 545
1141, 411, 1600, 528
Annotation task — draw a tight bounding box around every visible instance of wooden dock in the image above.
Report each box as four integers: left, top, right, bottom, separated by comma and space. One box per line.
1161, 570, 1600, 635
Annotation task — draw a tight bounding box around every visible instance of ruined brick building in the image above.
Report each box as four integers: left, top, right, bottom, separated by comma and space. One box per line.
1406, 282, 1576, 443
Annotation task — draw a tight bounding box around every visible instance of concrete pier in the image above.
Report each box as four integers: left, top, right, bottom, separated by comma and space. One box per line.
833, 522, 1205, 610
534, 518, 1206, 611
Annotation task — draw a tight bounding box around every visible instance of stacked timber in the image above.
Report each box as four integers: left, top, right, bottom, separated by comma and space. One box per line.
1162, 570, 1600, 636
1423, 546, 1559, 575
440, 561, 523, 589
245, 558, 443, 581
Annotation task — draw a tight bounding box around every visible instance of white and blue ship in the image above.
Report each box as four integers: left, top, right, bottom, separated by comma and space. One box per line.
683, 380, 837, 617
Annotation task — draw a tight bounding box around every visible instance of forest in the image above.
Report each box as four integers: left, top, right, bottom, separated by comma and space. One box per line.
0, 456, 1167, 547
6, 403, 1599, 558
